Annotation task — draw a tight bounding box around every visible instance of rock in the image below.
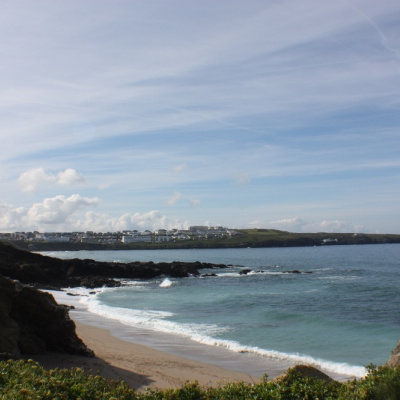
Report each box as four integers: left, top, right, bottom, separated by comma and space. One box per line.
274, 364, 333, 382
0, 241, 231, 289
283, 270, 312, 274
239, 269, 253, 275
387, 340, 400, 367
0, 275, 93, 357
0, 276, 20, 355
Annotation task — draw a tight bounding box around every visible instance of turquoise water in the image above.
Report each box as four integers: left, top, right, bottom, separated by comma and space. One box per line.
44, 244, 400, 377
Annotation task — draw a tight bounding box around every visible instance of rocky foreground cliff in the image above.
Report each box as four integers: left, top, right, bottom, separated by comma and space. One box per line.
0, 275, 93, 357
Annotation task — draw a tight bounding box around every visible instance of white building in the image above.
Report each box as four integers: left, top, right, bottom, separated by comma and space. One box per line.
44, 235, 70, 242
122, 235, 152, 243
154, 235, 172, 242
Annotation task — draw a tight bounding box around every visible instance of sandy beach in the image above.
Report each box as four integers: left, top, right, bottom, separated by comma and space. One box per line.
26, 289, 355, 392
31, 322, 260, 392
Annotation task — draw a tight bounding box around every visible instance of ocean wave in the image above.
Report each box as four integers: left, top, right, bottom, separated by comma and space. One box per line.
80, 294, 366, 378
216, 270, 308, 278
316, 276, 360, 282
194, 337, 367, 378
159, 278, 176, 288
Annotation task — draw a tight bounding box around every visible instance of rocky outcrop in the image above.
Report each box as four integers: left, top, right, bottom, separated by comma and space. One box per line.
274, 364, 333, 382
239, 269, 252, 275
0, 275, 93, 357
0, 241, 231, 360
387, 340, 400, 367
0, 241, 228, 289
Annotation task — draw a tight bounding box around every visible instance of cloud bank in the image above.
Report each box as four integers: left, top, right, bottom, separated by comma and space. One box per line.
0, 195, 189, 233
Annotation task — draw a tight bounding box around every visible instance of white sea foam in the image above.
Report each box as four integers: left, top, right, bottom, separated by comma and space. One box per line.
159, 278, 175, 288
80, 293, 366, 379
316, 276, 360, 282
80, 295, 227, 338
217, 270, 297, 278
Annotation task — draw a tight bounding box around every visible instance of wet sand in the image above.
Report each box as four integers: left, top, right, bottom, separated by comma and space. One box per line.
32, 322, 260, 392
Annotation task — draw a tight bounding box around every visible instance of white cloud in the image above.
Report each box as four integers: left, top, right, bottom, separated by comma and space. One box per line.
0, 201, 26, 231
78, 210, 189, 232
248, 220, 263, 228
269, 217, 307, 232
56, 168, 85, 186
0, 196, 189, 232
18, 168, 55, 193
26, 194, 98, 225
167, 191, 182, 206
269, 217, 365, 233
304, 220, 366, 234
18, 168, 86, 193
0, 194, 98, 231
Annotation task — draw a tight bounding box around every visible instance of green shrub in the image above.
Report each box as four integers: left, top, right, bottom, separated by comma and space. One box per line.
0, 359, 138, 400
1, 359, 400, 400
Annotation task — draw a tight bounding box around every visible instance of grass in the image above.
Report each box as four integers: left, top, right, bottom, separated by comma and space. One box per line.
1, 360, 400, 399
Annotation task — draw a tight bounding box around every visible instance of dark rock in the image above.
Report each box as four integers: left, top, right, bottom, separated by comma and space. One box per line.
274, 364, 333, 382
0, 352, 20, 361
201, 273, 217, 277
0, 275, 93, 357
0, 276, 20, 355
290, 365, 333, 381
387, 340, 400, 367
0, 241, 232, 289
283, 270, 312, 274
239, 269, 253, 275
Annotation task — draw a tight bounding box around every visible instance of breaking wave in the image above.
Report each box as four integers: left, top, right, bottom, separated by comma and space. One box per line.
79, 292, 366, 378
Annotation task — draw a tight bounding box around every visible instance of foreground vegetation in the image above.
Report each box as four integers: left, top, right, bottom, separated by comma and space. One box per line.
1, 360, 400, 399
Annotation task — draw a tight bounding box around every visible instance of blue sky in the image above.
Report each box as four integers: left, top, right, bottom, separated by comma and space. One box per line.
1, 0, 400, 233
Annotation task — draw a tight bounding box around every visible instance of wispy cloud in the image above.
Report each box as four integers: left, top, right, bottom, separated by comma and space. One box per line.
173, 164, 187, 174
0, 0, 399, 232
166, 191, 183, 206
190, 198, 201, 208
268, 217, 366, 233
234, 173, 251, 185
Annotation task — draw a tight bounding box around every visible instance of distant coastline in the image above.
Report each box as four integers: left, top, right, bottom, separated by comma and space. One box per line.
6, 229, 400, 252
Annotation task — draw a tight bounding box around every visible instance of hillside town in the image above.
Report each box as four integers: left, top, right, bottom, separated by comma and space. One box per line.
0, 226, 241, 244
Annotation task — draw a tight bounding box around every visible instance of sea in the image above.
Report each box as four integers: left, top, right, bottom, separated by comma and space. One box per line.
42, 243, 400, 381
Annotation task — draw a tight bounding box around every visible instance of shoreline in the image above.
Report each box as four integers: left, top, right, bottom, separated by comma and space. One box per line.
32, 322, 260, 391
47, 290, 293, 379
29, 289, 358, 391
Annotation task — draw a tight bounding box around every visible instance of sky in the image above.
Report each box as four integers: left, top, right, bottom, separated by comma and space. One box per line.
1, 0, 400, 234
